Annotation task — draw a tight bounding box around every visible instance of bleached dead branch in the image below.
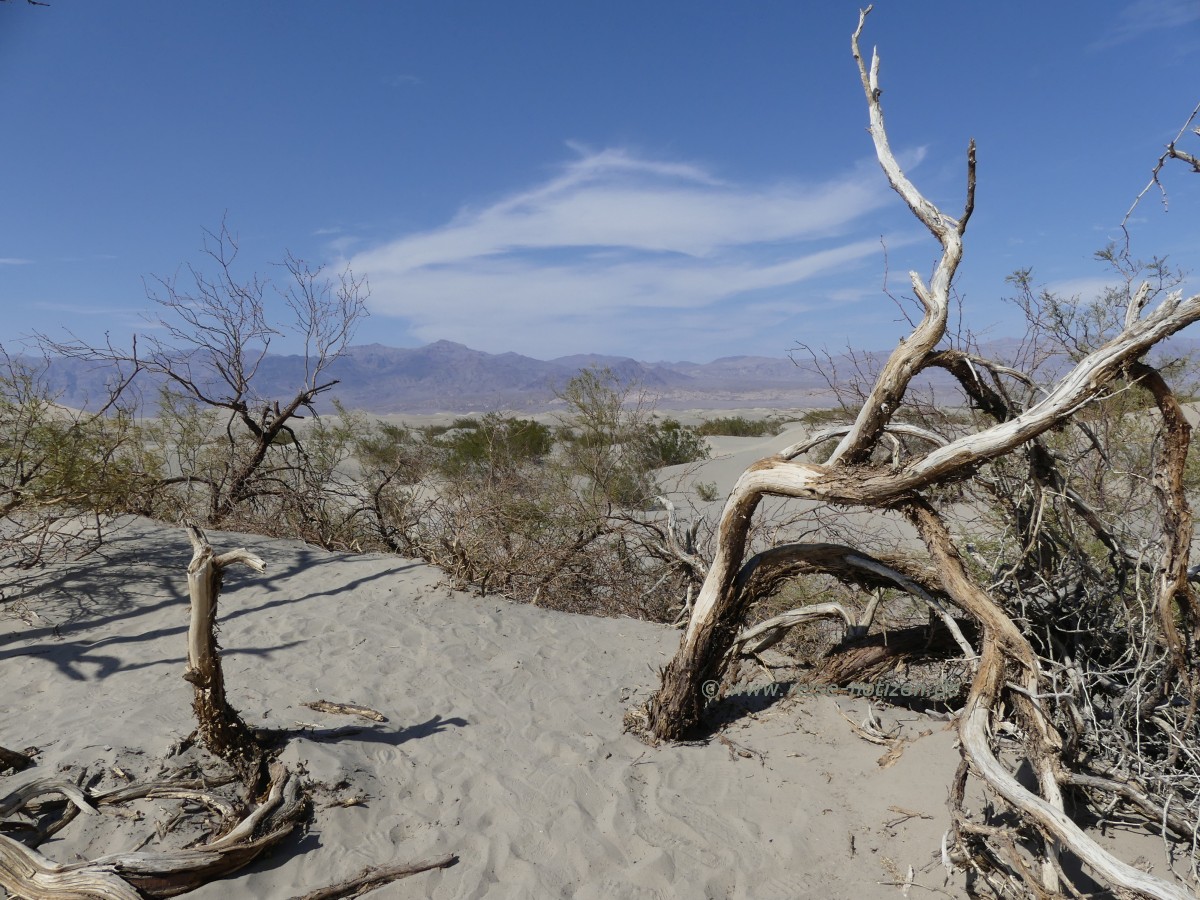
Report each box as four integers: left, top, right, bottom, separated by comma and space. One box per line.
636, 8, 1200, 898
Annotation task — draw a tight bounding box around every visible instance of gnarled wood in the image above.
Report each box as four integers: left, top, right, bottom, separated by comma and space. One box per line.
732, 541, 975, 659
827, 5, 973, 468
645, 292, 1200, 741
641, 8, 1200, 897
1129, 361, 1198, 677
731, 602, 854, 657
0, 838, 142, 900
811, 623, 973, 687
646, 8, 1200, 744
184, 521, 266, 780
0, 763, 307, 899
0, 775, 96, 818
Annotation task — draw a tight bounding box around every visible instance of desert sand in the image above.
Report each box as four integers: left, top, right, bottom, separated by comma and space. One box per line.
2, 514, 977, 899
3, 416, 1188, 899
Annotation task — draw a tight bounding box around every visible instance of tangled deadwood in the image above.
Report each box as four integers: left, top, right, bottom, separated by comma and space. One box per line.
1, 525, 457, 897
0, 763, 305, 899
0, 526, 304, 898
639, 8, 1200, 898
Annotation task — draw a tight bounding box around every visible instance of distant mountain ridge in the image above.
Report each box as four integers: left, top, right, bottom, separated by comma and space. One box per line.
34, 336, 1200, 415
35, 339, 842, 414
232, 340, 842, 412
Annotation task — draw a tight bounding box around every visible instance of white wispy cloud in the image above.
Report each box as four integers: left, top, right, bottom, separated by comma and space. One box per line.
0, 257, 33, 265
1091, 0, 1200, 49
342, 146, 910, 357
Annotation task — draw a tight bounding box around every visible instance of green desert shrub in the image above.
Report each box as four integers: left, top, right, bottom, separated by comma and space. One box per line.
694, 415, 791, 437
552, 370, 708, 505
555, 369, 658, 507
799, 406, 860, 426
355, 419, 427, 478
640, 418, 710, 468
420, 417, 480, 439
0, 357, 149, 568
433, 415, 552, 476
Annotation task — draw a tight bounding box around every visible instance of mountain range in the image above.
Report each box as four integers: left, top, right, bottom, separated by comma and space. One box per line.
39, 340, 853, 414
34, 336, 1200, 415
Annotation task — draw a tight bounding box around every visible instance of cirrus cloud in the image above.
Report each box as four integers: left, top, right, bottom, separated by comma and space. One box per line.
341, 145, 916, 359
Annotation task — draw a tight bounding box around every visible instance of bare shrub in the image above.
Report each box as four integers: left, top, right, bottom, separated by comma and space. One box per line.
41, 219, 368, 531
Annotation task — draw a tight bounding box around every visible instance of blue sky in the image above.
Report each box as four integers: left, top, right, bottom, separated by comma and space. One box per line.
2, 1, 1199, 363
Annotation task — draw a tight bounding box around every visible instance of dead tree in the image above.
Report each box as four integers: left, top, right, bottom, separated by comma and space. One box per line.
640, 8, 1200, 898
40, 218, 369, 525
183, 521, 268, 782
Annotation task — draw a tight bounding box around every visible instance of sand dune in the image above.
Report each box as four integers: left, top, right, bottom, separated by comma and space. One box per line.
2, 517, 977, 899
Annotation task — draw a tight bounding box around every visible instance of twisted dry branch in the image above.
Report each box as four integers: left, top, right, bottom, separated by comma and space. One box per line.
637, 7, 1200, 897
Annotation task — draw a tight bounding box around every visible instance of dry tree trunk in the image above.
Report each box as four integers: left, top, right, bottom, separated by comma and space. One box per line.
0, 526, 460, 898
1130, 362, 1199, 678
0, 528, 308, 899
640, 7, 1200, 898
183, 521, 267, 783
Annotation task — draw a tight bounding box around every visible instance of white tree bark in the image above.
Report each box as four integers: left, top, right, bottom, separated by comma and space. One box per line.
184, 522, 267, 776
